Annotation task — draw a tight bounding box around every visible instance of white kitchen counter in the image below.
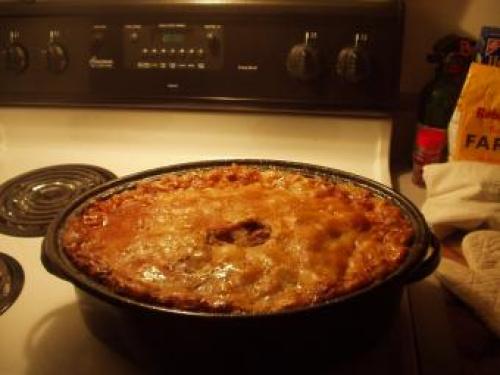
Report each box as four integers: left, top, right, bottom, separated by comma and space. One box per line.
394, 168, 460, 375
395, 168, 500, 375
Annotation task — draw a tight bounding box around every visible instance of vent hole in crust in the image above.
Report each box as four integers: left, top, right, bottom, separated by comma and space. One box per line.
207, 219, 271, 247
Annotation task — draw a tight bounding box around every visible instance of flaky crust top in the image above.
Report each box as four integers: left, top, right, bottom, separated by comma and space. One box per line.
62, 165, 413, 314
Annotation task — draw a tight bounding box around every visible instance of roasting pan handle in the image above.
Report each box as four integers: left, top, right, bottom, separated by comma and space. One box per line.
41, 239, 69, 281
404, 234, 441, 284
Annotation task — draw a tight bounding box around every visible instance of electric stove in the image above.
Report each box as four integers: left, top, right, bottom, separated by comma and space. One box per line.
0, 1, 455, 374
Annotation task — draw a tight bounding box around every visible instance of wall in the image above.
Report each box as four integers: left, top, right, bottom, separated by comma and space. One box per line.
401, 0, 500, 93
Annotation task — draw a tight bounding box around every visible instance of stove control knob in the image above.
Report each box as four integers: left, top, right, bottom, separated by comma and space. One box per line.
286, 32, 321, 81
91, 30, 105, 55
336, 33, 371, 83
3, 43, 29, 73
45, 42, 68, 74
206, 32, 221, 56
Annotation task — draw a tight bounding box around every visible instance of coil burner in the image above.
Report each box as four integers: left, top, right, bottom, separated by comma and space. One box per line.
0, 164, 116, 237
0, 253, 24, 315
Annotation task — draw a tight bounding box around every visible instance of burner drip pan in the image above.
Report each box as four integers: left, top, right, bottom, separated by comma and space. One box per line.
0, 164, 116, 237
0, 253, 24, 315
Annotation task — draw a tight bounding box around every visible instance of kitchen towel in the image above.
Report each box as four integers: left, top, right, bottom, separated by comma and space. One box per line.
437, 230, 500, 337
421, 161, 500, 337
421, 161, 500, 240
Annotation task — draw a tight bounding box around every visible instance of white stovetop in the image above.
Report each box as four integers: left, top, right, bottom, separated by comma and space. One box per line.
0, 107, 392, 375
0, 108, 392, 183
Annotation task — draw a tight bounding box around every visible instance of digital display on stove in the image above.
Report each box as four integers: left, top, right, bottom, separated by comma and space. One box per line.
161, 32, 185, 43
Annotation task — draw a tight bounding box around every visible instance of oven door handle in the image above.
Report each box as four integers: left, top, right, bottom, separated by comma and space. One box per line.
404, 234, 441, 284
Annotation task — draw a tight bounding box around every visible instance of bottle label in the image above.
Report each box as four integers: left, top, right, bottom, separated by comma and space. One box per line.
412, 124, 447, 187
415, 124, 447, 154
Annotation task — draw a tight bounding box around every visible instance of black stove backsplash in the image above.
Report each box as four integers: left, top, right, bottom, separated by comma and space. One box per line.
0, 0, 404, 111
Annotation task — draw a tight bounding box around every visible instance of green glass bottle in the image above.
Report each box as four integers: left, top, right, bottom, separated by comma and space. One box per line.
412, 35, 475, 186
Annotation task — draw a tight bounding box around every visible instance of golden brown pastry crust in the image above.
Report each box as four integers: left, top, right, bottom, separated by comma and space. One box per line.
62, 165, 413, 314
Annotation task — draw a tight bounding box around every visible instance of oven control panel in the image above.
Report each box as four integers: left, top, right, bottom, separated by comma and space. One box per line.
87, 23, 223, 72
121, 24, 223, 71
0, 1, 404, 111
